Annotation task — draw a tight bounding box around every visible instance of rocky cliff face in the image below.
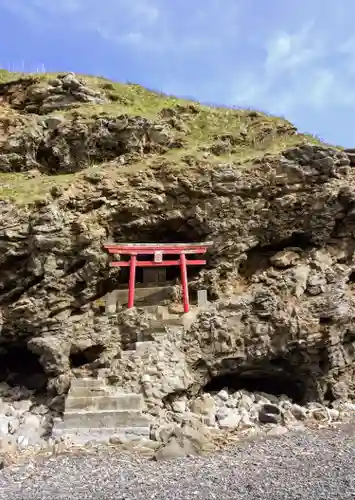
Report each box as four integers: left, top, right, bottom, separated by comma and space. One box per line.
1, 71, 355, 452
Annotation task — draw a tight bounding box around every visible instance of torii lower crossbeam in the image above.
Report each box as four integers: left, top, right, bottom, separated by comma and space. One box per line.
104, 242, 212, 313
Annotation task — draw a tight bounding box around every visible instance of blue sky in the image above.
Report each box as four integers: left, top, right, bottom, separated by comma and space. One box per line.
0, 0, 354, 147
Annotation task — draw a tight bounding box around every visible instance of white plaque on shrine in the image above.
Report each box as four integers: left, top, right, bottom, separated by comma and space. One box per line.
154, 251, 163, 263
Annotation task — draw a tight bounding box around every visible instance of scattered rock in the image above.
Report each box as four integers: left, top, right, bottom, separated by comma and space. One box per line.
290, 404, 308, 420
0, 438, 18, 470
171, 397, 187, 413
258, 404, 282, 425
108, 436, 124, 446
153, 437, 189, 460
328, 409, 340, 421
270, 250, 300, 268
216, 390, 229, 402
217, 411, 241, 430
311, 408, 330, 422
190, 394, 216, 416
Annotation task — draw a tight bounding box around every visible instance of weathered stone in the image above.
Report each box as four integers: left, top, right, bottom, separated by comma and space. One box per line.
190, 394, 216, 416
258, 404, 282, 425
197, 290, 208, 308
13, 400, 32, 414
270, 250, 300, 268
216, 390, 229, 402
254, 393, 272, 405
153, 437, 189, 460
238, 393, 254, 410
217, 410, 241, 430
171, 398, 187, 414
311, 408, 329, 422
152, 423, 177, 444
226, 398, 239, 409
238, 408, 255, 429
0, 438, 18, 469
0, 417, 10, 437
290, 404, 308, 420
328, 409, 340, 421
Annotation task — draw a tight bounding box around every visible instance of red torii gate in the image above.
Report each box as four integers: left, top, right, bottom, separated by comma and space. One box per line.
103, 242, 213, 313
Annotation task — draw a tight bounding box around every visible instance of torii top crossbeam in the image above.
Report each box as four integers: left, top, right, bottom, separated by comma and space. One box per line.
104, 241, 213, 313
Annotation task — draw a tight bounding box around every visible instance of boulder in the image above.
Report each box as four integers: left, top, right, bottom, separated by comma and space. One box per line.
153, 437, 190, 460
153, 423, 215, 460
217, 411, 241, 430
190, 394, 217, 416
258, 404, 282, 425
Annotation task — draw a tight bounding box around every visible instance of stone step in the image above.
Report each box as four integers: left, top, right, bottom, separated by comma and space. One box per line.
70, 378, 105, 389
139, 304, 169, 316
55, 410, 150, 429
69, 387, 112, 398
52, 426, 151, 444
149, 318, 184, 329
136, 324, 184, 343
65, 394, 143, 412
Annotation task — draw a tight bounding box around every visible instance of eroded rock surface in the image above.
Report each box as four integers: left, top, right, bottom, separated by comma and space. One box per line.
1, 72, 355, 459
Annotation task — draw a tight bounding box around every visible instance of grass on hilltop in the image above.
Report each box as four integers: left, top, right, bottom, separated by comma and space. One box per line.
0, 69, 327, 205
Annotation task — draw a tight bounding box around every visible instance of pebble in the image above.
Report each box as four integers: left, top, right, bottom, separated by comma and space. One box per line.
290, 403, 307, 420
328, 408, 340, 420
1, 425, 355, 499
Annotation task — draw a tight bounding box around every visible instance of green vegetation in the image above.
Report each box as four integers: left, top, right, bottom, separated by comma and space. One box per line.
0, 172, 75, 205
0, 69, 327, 204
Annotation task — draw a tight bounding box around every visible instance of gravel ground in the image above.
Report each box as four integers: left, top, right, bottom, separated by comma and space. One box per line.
1, 424, 355, 500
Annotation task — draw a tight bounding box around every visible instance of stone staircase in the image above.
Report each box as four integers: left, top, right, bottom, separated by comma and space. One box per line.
52, 303, 200, 445
131, 306, 196, 355
52, 378, 151, 445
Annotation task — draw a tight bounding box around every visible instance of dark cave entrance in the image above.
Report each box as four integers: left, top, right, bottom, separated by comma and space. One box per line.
112, 214, 210, 246
113, 254, 203, 287
0, 343, 48, 394
203, 358, 309, 404
69, 345, 105, 369
238, 232, 313, 278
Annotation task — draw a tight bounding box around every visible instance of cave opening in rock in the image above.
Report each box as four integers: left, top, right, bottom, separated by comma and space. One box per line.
107, 216, 213, 309
323, 384, 335, 404
203, 361, 307, 404
112, 254, 203, 287
0, 343, 48, 394
69, 345, 105, 369
110, 217, 211, 290
239, 232, 313, 278
113, 214, 210, 245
